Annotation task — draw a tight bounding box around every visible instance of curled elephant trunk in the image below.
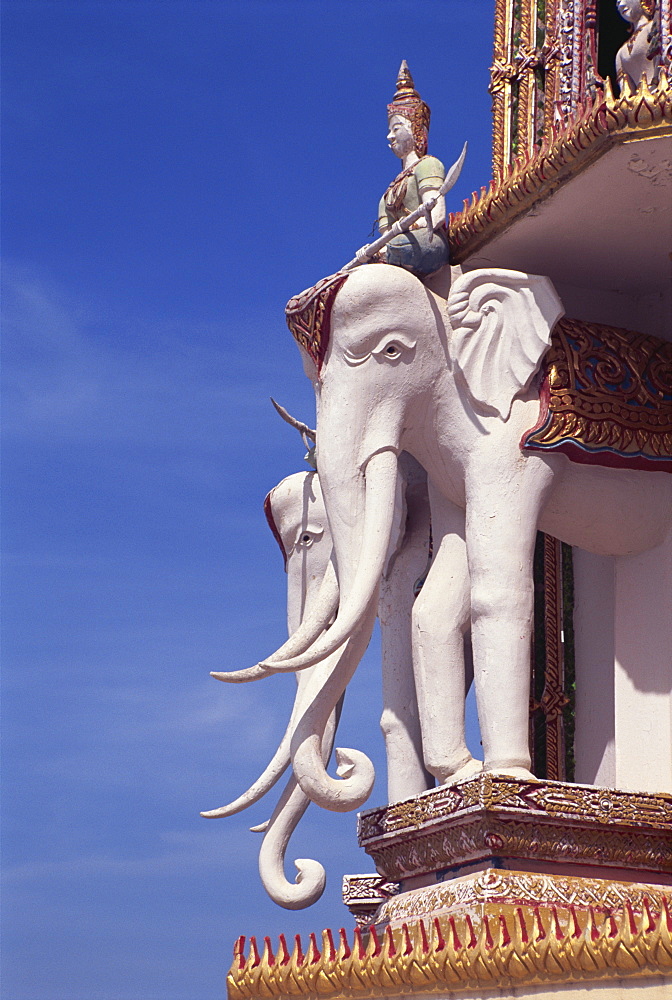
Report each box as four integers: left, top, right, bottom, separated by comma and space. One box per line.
258, 779, 326, 909
289, 601, 378, 812
209, 560, 339, 684
256, 706, 337, 909
261, 448, 399, 673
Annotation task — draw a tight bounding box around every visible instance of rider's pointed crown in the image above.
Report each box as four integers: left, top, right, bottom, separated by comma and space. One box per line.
387, 60, 431, 156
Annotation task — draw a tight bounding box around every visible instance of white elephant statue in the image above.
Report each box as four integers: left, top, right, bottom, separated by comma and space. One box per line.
244, 264, 671, 813
203, 448, 441, 906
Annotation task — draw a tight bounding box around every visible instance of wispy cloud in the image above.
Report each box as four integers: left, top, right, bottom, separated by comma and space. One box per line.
2, 824, 258, 882
2, 261, 306, 456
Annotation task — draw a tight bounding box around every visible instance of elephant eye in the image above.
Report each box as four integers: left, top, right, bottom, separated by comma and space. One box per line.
371, 336, 415, 362
293, 524, 324, 552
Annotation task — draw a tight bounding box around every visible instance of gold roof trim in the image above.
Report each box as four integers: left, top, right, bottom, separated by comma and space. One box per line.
449, 72, 672, 264
227, 892, 672, 999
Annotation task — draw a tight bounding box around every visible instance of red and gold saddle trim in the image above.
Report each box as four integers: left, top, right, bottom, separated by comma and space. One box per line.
285, 272, 349, 373
522, 317, 672, 473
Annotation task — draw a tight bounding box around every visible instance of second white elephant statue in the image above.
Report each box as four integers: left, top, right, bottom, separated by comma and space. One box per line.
264, 459, 435, 805
203, 452, 442, 906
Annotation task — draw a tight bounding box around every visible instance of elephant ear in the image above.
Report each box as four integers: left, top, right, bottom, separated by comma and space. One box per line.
447, 268, 564, 419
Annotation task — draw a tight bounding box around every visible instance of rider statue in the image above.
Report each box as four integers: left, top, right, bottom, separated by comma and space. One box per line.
357, 61, 450, 279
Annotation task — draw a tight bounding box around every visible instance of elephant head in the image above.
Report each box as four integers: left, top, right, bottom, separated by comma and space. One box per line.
275, 265, 561, 670
202, 469, 340, 909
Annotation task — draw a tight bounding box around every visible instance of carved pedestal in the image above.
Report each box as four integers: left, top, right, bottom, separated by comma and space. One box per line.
228, 777, 671, 999
356, 774, 671, 893
335, 776, 672, 998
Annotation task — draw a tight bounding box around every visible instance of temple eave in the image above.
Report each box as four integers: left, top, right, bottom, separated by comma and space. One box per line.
448, 74, 672, 299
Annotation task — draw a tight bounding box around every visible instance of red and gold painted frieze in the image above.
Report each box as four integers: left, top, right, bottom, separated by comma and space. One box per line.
357, 774, 672, 884
522, 317, 672, 473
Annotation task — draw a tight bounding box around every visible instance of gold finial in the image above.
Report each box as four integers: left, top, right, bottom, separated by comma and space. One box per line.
393, 60, 420, 102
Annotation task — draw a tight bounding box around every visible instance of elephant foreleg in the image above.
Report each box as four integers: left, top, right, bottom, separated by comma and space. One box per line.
412, 492, 477, 783
465, 457, 555, 776
379, 457, 434, 802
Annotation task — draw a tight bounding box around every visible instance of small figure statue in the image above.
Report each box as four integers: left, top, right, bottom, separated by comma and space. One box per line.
615, 0, 661, 89
357, 62, 450, 279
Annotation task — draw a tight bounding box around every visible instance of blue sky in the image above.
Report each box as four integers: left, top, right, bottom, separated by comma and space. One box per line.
2, 2, 493, 997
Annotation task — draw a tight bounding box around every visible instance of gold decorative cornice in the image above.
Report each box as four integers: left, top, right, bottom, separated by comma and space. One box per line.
227, 892, 672, 999
449, 72, 672, 264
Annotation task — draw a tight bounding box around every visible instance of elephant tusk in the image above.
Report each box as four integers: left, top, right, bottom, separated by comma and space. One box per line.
263, 558, 339, 665
250, 821, 269, 833
201, 676, 310, 817
210, 664, 273, 684
201, 663, 340, 818
270, 397, 316, 442
208, 562, 339, 683
261, 449, 399, 673
200, 731, 291, 818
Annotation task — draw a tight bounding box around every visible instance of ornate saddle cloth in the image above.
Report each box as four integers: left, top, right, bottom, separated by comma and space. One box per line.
285, 271, 349, 372
522, 317, 672, 473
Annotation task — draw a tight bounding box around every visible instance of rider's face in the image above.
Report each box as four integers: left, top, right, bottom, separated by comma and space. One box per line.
387, 116, 415, 159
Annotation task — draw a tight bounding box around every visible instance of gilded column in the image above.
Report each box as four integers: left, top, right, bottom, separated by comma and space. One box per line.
490, 0, 513, 175
515, 0, 536, 158
542, 0, 561, 138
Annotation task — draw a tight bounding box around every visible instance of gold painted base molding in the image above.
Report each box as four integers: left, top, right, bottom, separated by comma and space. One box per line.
227, 871, 672, 999
227, 776, 672, 999
357, 774, 672, 887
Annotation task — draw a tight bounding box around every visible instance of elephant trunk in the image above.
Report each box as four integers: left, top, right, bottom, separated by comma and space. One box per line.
262, 448, 400, 673
289, 604, 378, 811
257, 703, 337, 909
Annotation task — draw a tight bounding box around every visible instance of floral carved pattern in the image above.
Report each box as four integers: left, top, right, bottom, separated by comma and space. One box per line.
376, 869, 670, 924
522, 318, 672, 472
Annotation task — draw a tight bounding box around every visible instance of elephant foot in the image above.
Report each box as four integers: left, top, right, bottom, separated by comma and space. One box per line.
484, 765, 536, 781
437, 756, 483, 786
